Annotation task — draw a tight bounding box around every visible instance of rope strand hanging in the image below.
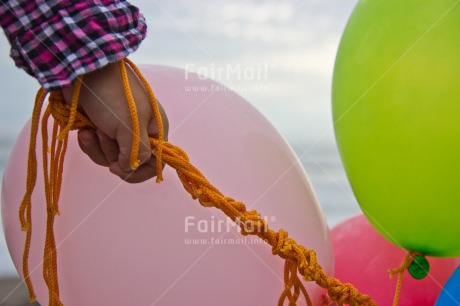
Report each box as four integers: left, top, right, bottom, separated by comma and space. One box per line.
20, 58, 377, 306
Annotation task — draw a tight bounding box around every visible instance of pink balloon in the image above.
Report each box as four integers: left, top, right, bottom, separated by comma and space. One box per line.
2, 65, 333, 305
331, 214, 459, 305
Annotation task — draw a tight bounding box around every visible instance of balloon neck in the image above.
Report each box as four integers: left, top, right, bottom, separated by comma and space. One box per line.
408, 255, 430, 280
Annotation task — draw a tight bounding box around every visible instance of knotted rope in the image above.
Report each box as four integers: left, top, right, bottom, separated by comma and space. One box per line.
19, 58, 377, 306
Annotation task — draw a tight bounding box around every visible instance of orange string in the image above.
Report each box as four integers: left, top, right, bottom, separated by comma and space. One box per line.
124, 58, 164, 182
388, 251, 422, 306
118, 61, 141, 170
19, 88, 47, 302
20, 59, 377, 306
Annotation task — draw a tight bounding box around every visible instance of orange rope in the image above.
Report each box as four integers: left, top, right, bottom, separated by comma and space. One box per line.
118, 61, 141, 170
20, 59, 377, 306
123, 58, 164, 182
388, 251, 422, 306
19, 88, 47, 302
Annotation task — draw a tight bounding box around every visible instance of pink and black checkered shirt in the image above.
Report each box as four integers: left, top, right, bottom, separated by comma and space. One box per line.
0, 0, 147, 91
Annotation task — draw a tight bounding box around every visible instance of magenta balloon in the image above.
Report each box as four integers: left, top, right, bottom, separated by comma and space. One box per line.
2, 65, 333, 305
332, 215, 460, 306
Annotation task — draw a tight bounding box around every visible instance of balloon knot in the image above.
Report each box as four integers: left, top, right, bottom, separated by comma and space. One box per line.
388, 251, 423, 278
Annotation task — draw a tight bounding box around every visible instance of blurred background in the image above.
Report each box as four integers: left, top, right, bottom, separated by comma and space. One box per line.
0, 0, 361, 304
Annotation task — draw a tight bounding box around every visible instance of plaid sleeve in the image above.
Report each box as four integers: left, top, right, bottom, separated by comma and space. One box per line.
0, 0, 147, 91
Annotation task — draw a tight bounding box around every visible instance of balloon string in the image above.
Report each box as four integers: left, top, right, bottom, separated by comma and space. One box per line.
21, 58, 377, 306
388, 251, 423, 306
118, 60, 141, 170
19, 88, 47, 303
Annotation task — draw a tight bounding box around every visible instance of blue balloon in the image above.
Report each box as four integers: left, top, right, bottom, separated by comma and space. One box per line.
436, 265, 460, 305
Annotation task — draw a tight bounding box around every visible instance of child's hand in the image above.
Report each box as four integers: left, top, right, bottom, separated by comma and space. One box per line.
62, 61, 169, 183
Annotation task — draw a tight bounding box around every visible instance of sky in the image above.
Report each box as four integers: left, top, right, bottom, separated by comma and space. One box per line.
0, 0, 358, 144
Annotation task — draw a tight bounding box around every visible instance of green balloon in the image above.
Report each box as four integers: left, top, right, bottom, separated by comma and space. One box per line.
332, 0, 460, 257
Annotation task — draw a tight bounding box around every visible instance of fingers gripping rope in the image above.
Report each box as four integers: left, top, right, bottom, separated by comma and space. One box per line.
20, 59, 377, 306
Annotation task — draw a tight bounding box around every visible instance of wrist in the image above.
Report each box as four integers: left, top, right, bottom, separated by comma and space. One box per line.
61, 62, 120, 107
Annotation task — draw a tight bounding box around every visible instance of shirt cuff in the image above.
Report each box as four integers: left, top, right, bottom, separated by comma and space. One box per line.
1, 0, 147, 91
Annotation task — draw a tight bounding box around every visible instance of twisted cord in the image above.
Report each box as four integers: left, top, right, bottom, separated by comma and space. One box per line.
20, 59, 377, 306
124, 58, 165, 182
388, 251, 423, 306
19, 88, 47, 302
118, 61, 141, 170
